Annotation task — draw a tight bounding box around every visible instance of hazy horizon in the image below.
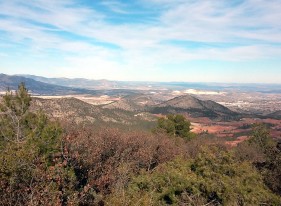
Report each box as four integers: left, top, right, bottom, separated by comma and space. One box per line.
1, 73, 280, 86
1, 1, 281, 83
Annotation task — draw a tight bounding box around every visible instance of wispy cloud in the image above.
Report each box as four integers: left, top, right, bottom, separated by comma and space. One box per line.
100, 1, 131, 14
0, 0, 280, 82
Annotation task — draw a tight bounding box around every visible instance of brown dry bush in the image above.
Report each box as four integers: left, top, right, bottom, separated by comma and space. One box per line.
185, 133, 228, 158
63, 125, 188, 196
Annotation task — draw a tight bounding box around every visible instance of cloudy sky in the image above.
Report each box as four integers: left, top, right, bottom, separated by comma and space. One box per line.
0, 0, 281, 83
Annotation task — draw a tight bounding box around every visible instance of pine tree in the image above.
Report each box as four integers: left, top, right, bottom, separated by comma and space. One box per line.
155, 114, 195, 140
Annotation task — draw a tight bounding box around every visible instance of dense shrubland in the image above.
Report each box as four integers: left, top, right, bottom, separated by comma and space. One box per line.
0, 84, 280, 205
106, 148, 279, 205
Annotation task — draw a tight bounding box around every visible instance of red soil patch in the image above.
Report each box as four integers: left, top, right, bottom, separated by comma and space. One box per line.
192, 117, 281, 145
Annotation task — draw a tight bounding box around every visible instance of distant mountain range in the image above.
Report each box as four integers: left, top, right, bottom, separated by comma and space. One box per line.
21, 74, 121, 90
18, 74, 281, 93
0, 74, 138, 96
20, 74, 161, 90
0, 73, 97, 95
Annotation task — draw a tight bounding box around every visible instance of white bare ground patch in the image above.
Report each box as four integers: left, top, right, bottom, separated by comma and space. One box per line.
184, 89, 227, 95
32, 95, 118, 105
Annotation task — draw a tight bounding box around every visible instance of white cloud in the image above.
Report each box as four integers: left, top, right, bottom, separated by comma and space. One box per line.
0, 0, 281, 81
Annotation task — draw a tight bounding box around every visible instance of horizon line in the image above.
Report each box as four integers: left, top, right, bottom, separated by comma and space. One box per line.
2, 73, 281, 85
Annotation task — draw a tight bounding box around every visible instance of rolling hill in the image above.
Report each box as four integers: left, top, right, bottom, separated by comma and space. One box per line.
103, 94, 159, 112
151, 94, 239, 120
103, 93, 240, 120
31, 97, 156, 129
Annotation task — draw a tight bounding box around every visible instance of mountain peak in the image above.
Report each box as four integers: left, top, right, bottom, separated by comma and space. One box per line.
158, 94, 203, 109
153, 94, 237, 120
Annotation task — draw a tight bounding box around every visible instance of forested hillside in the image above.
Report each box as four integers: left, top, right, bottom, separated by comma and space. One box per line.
0, 84, 280, 205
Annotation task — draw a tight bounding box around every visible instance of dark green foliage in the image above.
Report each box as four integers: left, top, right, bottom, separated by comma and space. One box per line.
0, 83, 62, 158
248, 123, 274, 151
157, 116, 176, 136
263, 143, 281, 196
249, 124, 281, 196
236, 124, 274, 162
0, 83, 32, 143
107, 147, 280, 205
0, 83, 78, 205
155, 114, 195, 140
235, 123, 281, 196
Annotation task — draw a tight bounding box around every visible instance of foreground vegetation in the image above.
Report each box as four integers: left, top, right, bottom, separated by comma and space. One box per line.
0, 84, 280, 205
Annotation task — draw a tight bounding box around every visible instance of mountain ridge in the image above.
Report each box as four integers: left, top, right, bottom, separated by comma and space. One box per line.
0, 74, 139, 96
0, 73, 98, 95
15, 73, 281, 93
31, 97, 156, 129
151, 94, 238, 120
103, 94, 159, 112
21, 74, 119, 89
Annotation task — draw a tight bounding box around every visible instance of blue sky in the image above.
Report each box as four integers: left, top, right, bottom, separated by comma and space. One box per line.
0, 0, 281, 83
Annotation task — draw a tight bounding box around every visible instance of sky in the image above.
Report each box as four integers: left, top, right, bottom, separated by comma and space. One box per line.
0, 0, 281, 83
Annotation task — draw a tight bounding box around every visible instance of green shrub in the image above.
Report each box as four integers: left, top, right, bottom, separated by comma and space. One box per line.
106, 147, 280, 205
0, 83, 78, 205
154, 114, 195, 140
